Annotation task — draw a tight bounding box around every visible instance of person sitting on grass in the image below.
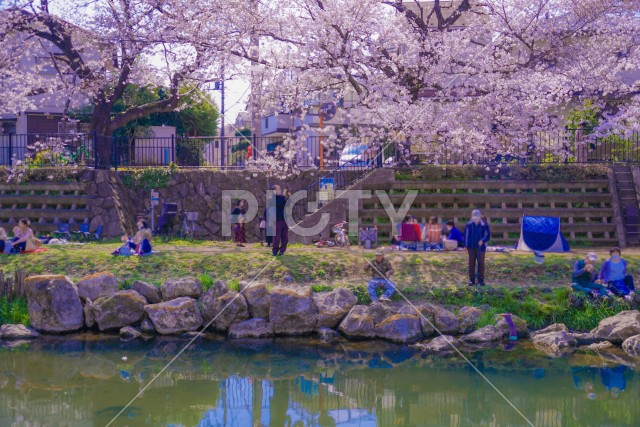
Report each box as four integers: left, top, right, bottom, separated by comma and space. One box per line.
11, 218, 35, 253
133, 220, 153, 255
571, 252, 612, 299
445, 220, 464, 249
424, 216, 443, 250
598, 247, 635, 301
365, 250, 395, 302
0, 227, 6, 253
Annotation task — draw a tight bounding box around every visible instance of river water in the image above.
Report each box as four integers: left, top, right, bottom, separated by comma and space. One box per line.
0, 334, 638, 427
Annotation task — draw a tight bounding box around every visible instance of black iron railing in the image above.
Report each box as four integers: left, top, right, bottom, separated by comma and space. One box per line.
1, 129, 639, 169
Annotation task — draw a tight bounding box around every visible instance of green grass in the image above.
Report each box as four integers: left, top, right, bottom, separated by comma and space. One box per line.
427, 286, 630, 332
1, 242, 637, 329
0, 297, 29, 326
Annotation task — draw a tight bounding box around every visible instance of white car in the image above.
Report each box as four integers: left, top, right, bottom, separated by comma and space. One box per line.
338, 143, 371, 167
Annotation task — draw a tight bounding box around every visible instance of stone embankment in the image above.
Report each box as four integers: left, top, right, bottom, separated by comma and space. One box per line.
3, 273, 640, 360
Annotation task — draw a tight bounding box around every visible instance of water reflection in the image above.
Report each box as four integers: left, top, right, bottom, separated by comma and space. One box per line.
0, 335, 639, 426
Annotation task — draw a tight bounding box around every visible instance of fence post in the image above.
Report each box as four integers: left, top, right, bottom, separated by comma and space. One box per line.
252, 134, 257, 162
220, 136, 225, 168
0, 270, 4, 299
171, 134, 176, 165
14, 270, 25, 299
8, 132, 12, 166
93, 131, 98, 169
112, 137, 118, 171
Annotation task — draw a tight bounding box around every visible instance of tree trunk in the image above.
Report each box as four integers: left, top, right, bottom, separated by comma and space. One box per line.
90, 102, 113, 169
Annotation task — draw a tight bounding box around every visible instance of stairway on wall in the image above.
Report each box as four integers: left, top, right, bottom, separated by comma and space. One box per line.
613, 165, 640, 246
0, 182, 91, 234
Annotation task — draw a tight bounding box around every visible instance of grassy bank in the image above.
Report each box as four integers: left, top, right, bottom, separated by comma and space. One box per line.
1, 242, 637, 331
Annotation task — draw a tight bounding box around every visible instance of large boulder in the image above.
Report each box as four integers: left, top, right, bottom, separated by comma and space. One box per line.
591, 311, 640, 343
76, 272, 118, 302
239, 282, 270, 319
494, 314, 529, 338
160, 277, 202, 300
413, 305, 436, 337
199, 290, 250, 331
531, 330, 577, 354
422, 335, 460, 353
269, 286, 317, 335
131, 280, 162, 304
369, 301, 397, 325
25, 275, 84, 333
457, 306, 483, 334
622, 334, 640, 357
531, 323, 568, 338
338, 305, 375, 339
92, 290, 148, 331
145, 297, 203, 334
375, 314, 423, 344
420, 304, 459, 335
460, 325, 503, 343
228, 318, 273, 339
313, 288, 358, 328
0, 324, 40, 339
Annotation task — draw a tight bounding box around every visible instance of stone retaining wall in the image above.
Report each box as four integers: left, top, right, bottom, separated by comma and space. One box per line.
6, 273, 640, 360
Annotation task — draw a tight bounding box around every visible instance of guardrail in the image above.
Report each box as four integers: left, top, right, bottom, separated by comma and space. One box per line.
1, 129, 639, 169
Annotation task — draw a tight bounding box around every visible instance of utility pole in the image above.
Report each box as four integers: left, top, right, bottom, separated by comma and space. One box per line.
249, 0, 262, 155
220, 65, 225, 140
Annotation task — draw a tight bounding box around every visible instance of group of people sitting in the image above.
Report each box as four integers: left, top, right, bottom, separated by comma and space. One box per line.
392, 215, 465, 251
112, 220, 153, 256
0, 218, 39, 254
571, 248, 636, 301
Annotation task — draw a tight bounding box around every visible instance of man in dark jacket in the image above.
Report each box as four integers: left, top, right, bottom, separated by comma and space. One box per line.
272, 185, 289, 256
464, 209, 491, 286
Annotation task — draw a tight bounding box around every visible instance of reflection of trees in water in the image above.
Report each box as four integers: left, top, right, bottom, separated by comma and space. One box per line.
2, 338, 640, 426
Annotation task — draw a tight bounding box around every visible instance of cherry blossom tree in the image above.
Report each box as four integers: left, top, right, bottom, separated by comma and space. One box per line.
0, 0, 234, 164
236, 0, 640, 166
1, 0, 639, 171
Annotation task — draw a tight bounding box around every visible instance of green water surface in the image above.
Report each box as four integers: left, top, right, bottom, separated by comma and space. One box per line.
0, 334, 638, 426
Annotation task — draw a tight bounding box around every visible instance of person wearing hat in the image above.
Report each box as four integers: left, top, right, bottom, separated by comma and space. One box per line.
571, 252, 611, 298
598, 247, 635, 300
464, 209, 491, 286
365, 250, 395, 302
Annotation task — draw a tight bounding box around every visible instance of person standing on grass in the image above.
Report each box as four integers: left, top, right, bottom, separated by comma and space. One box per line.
365, 250, 395, 302
464, 209, 491, 286
232, 199, 248, 247
272, 185, 289, 256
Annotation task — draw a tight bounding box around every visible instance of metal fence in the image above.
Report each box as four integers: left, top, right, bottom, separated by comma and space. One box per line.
1, 129, 639, 169
407, 129, 640, 165
0, 133, 96, 167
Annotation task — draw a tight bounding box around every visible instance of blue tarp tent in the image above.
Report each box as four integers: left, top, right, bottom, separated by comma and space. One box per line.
517, 215, 570, 252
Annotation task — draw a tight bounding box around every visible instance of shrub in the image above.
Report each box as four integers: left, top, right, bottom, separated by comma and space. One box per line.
119, 166, 175, 190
